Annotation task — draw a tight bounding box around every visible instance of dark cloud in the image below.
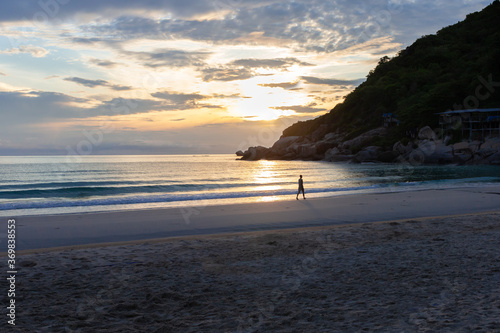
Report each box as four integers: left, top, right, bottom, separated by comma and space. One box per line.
0, 1, 491, 56
63, 1, 489, 54
230, 58, 314, 68
72, 1, 386, 52
64, 77, 133, 91
71, 37, 104, 45
201, 57, 311, 82
152, 91, 205, 104
151, 91, 223, 110
259, 81, 299, 89
272, 104, 326, 114
212, 93, 250, 99
201, 67, 255, 82
89, 58, 120, 68
0, 91, 89, 125
0, 0, 224, 22
64, 77, 108, 88
0, 90, 184, 129
96, 97, 168, 114
123, 49, 211, 68
300, 76, 365, 86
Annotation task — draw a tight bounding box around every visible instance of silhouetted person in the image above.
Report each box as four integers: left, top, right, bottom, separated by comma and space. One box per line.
296, 175, 305, 200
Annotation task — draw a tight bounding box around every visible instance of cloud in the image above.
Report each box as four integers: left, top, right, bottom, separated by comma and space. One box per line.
0, 45, 49, 57
123, 49, 211, 68
0, 0, 224, 22
151, 91, 223, 109
64, 77, 133, 91
0, 72, 6, 76
201, 67, 255, 82
61, 0, 490, 56
272, 103, 326, 114
259, 81, 300, 89
0, 90, 172, 128
0, 91, 89, 125
71, 37, 104, 45
95, 97, 169, 115
300, 76, 365, 86
230, 58, 314, 68
201, 57, 311, 82
72, 1, 390, 53
89, 58, 120, 68
0, 1, 492, 56
64, 77, 108, 88
152, 91, 206, 104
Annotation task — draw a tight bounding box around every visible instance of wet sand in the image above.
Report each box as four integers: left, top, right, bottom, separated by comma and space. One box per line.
10, 186, 500, 251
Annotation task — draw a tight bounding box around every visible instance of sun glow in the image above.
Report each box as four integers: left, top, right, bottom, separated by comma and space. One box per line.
231, 79, 307, 121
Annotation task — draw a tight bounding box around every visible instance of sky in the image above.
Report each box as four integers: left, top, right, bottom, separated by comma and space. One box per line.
0, 0, 491, 155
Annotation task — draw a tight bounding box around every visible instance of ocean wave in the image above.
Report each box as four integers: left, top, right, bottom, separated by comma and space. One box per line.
0, 180, 294, 200
0, 185, 386, 211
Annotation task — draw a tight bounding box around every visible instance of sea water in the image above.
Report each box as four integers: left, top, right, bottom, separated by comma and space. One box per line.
1, 154, 499, 217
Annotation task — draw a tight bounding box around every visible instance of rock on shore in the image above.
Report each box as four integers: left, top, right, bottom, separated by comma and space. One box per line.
237, 125, 500, 165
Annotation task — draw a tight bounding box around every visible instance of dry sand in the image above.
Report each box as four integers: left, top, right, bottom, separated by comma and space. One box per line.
3, 212, 500, 332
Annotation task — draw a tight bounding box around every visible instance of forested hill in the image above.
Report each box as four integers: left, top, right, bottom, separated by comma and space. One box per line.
282, 0, 500, 140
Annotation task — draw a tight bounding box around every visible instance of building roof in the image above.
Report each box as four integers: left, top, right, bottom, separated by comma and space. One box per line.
436, 108, 500, 115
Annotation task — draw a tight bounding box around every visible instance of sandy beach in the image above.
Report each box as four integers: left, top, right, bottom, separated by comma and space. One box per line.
2, 187, 500, 332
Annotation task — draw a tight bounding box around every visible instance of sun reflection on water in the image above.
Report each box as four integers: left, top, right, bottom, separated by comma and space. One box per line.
252, 160, 280, 183
249, 160, 286, 201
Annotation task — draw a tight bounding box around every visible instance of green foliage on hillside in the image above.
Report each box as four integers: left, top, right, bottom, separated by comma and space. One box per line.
282, 1, 500, 140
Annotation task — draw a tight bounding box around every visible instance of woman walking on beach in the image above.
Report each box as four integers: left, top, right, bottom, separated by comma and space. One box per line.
296, 175, 305, 200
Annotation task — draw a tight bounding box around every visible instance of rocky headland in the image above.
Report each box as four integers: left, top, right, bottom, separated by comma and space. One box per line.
236, 126, 500, 165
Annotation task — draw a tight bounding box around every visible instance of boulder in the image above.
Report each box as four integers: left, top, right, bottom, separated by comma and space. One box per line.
352, 146, 383, 163
487, 152, 500, 165
481, 138, 500, 150
418, 126, 438, 141
240, 146, 269, 160
377, 151, 400, 163
314, 140, 338, 155
323, 132, 342, 142
341, 127, 387, 151
393, 141, 413, 155
422, 143, 453, 164
324, 147, 340, 160
323, 147, 353, 162
270, 136, 300, 156
453, 153, 473, 165
297, 144, 316, 159
453, 142, 470, 152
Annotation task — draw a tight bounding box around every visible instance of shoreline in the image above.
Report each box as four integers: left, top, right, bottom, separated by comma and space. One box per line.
4, 185, 500, 251
2, 179, 499, 218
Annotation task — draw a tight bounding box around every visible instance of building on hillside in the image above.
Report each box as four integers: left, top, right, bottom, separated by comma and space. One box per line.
383, 113, 400, 127
437, 108, 500, 140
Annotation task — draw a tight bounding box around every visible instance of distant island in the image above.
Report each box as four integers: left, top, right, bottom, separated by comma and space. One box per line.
238, 0, 500, 165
